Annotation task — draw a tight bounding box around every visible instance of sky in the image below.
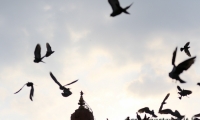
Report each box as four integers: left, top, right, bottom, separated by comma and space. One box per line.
1, 0, 200, 120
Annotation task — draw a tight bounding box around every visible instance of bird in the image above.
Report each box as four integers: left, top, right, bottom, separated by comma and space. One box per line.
169, 47, 196, 83
108, 0, 132, 17
14, 82, 34, 101
34, 44, 45, 63
159, 93, 185, 120
49, 72, 78, 97
177, 86, 192, 99
45, 43, 54, 57
197, 83, 200, 86
138, 107, 157, 118
180, 42, 191, 57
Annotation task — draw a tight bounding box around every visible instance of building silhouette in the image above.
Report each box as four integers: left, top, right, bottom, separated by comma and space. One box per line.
71, 91, 94, 120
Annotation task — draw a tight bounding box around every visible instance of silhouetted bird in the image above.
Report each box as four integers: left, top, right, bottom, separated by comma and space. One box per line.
14, 82, 34, 101
108, 0, 132, 17
138, 107, 157, 118
169, 47, 196, 83
159, 93, 185, 120
180, 42, 191, 57
177, 86, 192, 99
45, 43, 54, 57
49, 72, 78, 97
197, 83, 200, 86
34, 44, 45, 63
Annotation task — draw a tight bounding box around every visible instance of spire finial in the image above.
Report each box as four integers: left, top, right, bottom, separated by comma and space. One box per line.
78, 91, 85, 106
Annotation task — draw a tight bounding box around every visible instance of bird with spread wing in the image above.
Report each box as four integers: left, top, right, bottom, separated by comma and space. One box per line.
14, 82, 34, 101
169, 47, 196, 83
138, 107, 157, 118
108, 0, 132, 17
158, 93, 185, 120
177, 86, 192, 99
180, 42, 191, 57
49, 72, 78, 97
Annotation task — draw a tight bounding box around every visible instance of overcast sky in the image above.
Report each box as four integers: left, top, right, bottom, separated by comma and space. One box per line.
1, 0, 200, 120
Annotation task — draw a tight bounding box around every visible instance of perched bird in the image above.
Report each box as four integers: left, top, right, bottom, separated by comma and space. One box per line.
138, 107, 157, 118
45, 43, 54, 57
177, 86, 192, 99
108, 0, 132, 17
169, 47, 196, 83
14, 82, 34, 101
34, 44, 45, 63
159, 93, 185, 120
49, 72, 78, 97
180, 42, 191, 57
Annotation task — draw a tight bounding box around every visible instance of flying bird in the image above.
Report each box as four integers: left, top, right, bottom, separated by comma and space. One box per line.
45, 43, 55, 57
180, 42, 191, 57
138, 107, 157, 118
108, 0, 132, 17
169, 47, 196, 83
49, 72, 78, 97
14, 82, 34, 101
34, 44, 45, 63
177, 86, 192, 99
159, 93, 185, 120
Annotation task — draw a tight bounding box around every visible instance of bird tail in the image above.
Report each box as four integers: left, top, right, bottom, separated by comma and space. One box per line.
180, 48, 184, 51
123, 3, 133, 14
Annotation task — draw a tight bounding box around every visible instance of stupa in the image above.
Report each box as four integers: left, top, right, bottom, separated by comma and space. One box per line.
71, 91, 94, 120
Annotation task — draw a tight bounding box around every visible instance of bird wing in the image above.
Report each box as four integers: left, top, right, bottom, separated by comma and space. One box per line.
184, 42, 190, 47
176, 56, 196, 74
108, 0, 120, 11
194, 113, 200, 117
46, 43, 52, 52
184, 49, 191, 57
172, 47, 177, 66
30, 86, 34, 101
63, 79, 78, 86
50, 72, 62, 87
14, 84, 26, 94
177, 86, 182, 91
162, 93, 170, 103
184, 90, 192, 95
34, 44, 41, 59
138, 107, 149, 113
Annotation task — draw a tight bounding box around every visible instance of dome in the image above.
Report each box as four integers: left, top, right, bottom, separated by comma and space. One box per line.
71, 91, 94, 120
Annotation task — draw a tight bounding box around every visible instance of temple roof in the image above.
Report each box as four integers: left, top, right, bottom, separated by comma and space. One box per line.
71, 91, 94, 120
